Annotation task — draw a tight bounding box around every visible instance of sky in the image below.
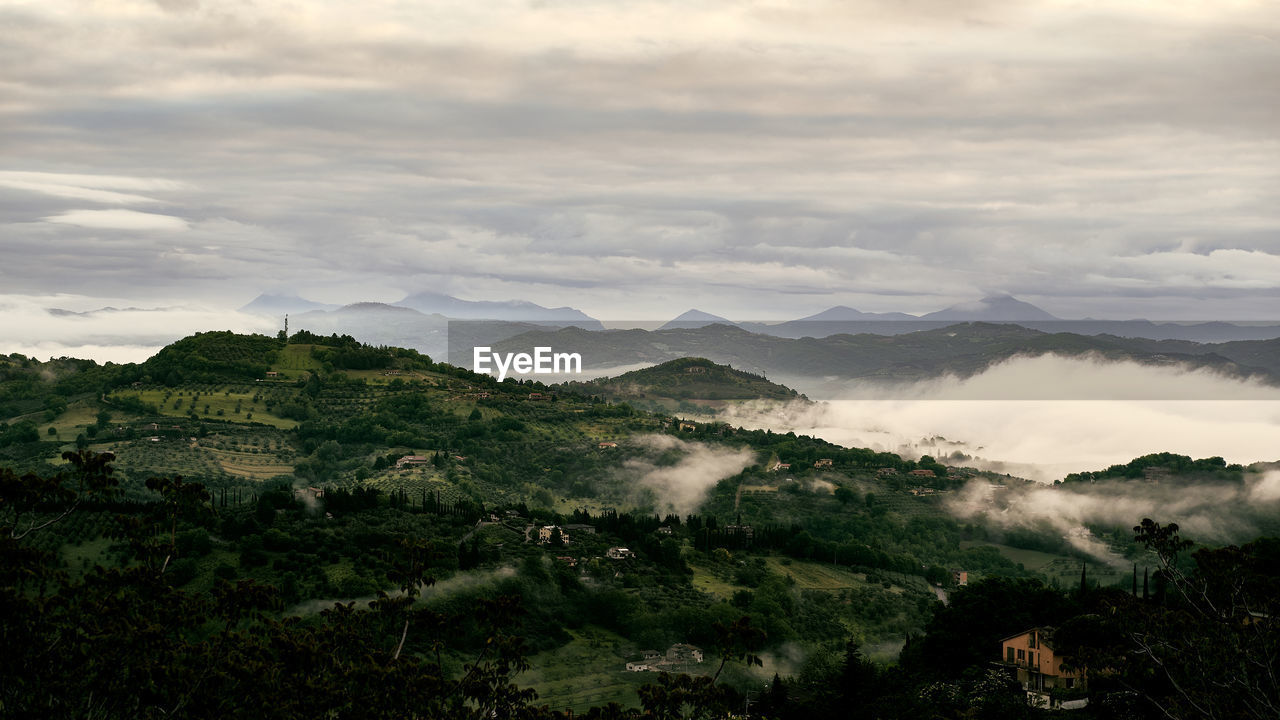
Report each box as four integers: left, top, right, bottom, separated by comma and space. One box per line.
2, 0, 1279, 340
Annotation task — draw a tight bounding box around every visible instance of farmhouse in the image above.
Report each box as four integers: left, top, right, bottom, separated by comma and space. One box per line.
395, 455, 432, 469
814, 458, 833, 468
598, 441, 618, 448
606, 547, 635, 560
909, 469, 936, 478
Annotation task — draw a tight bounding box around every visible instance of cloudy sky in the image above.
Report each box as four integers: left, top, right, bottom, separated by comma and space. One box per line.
2, 0, 1279, 343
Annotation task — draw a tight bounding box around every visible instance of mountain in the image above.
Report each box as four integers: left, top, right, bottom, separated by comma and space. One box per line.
290, 303, 450, 359
747, 305, 925, 339
658, 309, 736, 330
394, 291, 602, 328
238, 293, 341, 316
795, 306, 917, 322
479, 321, 1280, 397
921, 295, 1059, 322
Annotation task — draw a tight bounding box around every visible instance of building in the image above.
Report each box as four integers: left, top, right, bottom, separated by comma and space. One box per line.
877, 467, 899, 477
665, 643, 704, 664
999, 627, 1087, 707
395, 455, 432, 469
538, 525, 569, 545
564, 523, 596, 535
678, 422, 698, 432
598, 441, 618, 448
814, 458, 833, 468
951, 570, 968, 586
769, 461, 791, 472
606, 547, 635, 560
909, 469, 936, 478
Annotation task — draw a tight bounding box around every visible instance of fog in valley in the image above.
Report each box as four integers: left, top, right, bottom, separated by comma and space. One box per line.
726, 354, 1280, 482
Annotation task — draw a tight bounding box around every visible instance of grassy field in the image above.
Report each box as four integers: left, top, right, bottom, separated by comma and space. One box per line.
762, 557, 871, 590
690, 564, 741, 599
272, 344, 323, 374
522, 628, 657, 712
202, 445, 295, 479
691, 555, 916, 598
107, 388, 298, 429
960, 540, 1123, 587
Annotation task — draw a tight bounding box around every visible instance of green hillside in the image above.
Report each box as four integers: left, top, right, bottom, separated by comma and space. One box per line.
570, 357, 805, 412
3, 331, 1273, 718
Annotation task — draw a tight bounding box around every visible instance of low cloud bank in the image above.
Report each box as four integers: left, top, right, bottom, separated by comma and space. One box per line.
721, 355, 1280, 483
617, 435, 757, 517
0, 294, 276, 363
947, 470, 1280, 567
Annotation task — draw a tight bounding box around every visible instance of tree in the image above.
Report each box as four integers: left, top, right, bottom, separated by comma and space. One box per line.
1058, 519, 1280, 720
0, 454, 562, 719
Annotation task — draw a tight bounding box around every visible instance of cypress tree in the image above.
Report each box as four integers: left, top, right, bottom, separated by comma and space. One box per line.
1143, 568, 1149, 600
1132, 563, 1138, 597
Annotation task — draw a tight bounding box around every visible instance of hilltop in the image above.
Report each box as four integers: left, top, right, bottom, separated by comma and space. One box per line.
569, 357, 805, 413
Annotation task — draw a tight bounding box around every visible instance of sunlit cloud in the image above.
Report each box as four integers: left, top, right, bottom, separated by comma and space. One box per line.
42, 208, 190, 231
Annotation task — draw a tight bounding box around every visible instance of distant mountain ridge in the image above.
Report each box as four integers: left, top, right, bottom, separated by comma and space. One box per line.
394, 290, 602, 328
921, 294, 1060, 321
484, 321, 1280, 397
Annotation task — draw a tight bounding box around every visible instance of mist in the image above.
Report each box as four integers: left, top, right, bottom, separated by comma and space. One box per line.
0, 294, 276, 363
616, 435, 757, 517
288, 566, 518, 616
948, 470, 1280, 567
720, 355, 1280, 482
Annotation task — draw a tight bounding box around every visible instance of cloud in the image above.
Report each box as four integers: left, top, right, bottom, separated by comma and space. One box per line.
719, 355, 1280, 482
616, 434, 757, 516
42, 209, 190, 231
947, 470, 1280, 567
0, 1, 1277, 318
0, 294, 276, 363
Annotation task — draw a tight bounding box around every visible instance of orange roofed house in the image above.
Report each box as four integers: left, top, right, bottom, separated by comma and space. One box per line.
999, 627, 1087, 707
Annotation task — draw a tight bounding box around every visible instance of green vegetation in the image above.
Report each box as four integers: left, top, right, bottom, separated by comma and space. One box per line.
1, 332, 1277, 718
570, 357, 805, 414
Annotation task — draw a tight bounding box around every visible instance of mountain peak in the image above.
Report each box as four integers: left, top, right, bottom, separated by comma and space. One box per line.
239, 293, 341, 315
659, 309, 735, 330
922, 295, 1058, 322
394, 291, 600, 327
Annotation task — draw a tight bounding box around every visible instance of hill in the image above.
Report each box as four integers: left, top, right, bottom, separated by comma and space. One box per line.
4, 330, 1276, 717
568, 357, 805, 412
